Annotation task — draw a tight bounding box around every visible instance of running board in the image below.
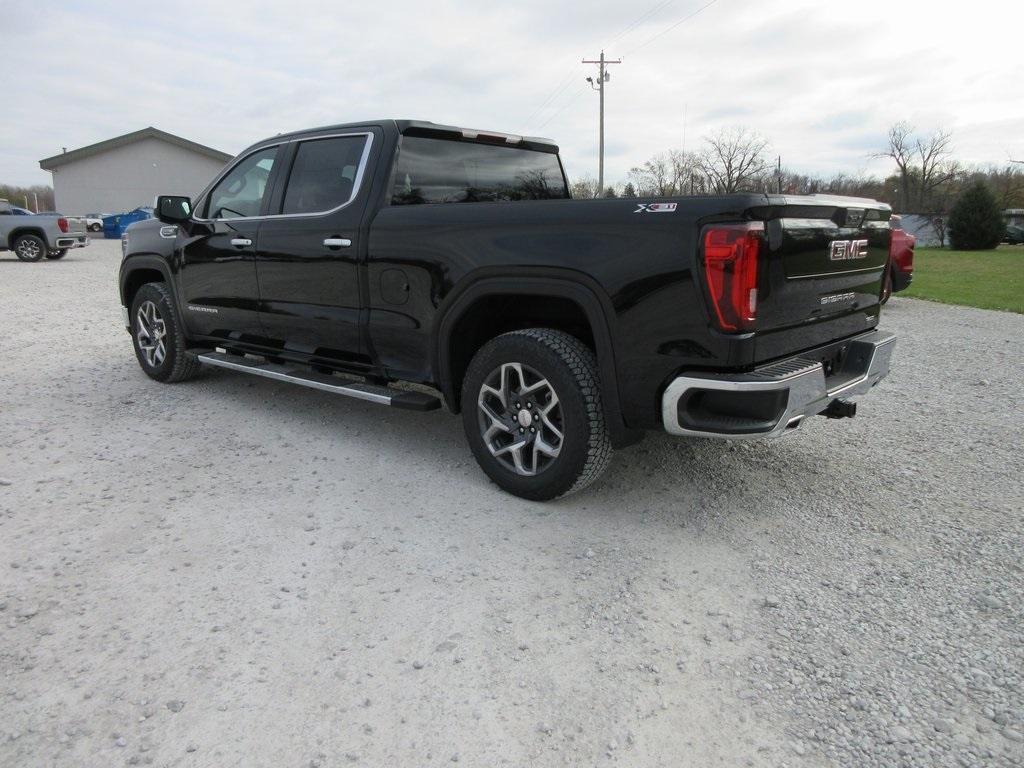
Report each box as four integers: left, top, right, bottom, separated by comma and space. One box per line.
195, 351, 441, 411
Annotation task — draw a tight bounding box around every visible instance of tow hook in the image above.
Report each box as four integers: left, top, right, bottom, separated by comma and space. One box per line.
822, 398, 857, 419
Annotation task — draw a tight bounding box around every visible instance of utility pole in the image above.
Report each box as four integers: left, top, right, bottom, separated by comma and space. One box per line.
583, 51, 621, 198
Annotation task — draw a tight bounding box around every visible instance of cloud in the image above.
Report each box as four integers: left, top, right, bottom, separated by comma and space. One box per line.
3, 0, 1023, 189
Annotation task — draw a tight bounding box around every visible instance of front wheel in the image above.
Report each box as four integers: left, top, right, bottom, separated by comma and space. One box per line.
45, 248, 68, 260
130, 282, 201, 383
88, 223, 102, 232
461, 329, 612, 500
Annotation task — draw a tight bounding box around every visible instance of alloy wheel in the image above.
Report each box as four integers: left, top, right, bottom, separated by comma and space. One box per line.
135, 300, 167, 367
16, 239, 41, 260
477, 362, 563, 476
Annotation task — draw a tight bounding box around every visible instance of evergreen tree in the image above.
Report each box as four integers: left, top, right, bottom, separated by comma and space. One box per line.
622, 183, 637, 198
948, 181, 1005, 250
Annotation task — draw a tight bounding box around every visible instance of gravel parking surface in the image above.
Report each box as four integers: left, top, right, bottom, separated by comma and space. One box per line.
2, 240, 1022, 767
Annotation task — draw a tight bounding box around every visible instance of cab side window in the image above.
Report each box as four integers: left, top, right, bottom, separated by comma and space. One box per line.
205, 146, 279, 220
281, 135, 369, 215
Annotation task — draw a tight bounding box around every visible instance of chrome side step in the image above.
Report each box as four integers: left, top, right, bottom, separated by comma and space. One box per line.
196, 351, 441, 412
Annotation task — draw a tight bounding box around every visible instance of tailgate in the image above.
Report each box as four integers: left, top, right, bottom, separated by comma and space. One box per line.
64, 216, 87, 235
753, 199, 890, 333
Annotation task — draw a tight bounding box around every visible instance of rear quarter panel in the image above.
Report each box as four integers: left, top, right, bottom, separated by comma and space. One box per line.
367, 195, 758, 427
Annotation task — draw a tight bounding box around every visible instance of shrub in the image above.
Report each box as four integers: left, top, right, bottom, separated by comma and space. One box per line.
948, 182, 1005, 250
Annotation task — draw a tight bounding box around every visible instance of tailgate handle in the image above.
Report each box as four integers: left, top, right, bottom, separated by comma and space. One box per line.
323, 238, 352, 249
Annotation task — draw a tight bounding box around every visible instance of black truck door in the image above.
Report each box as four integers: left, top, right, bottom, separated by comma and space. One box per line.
254, 132, 375, 369
177, 145, 281, 341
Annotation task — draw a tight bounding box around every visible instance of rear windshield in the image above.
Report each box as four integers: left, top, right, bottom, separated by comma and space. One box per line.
391, 136, 568, 205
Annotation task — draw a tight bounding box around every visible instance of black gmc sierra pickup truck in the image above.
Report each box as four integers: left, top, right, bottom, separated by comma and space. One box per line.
118, 119, 895, 500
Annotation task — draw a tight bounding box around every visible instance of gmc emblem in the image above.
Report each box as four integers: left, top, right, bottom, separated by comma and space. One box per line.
829, 239, 869, 261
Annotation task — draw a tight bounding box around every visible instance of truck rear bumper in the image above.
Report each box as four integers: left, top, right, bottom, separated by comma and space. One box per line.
55, 235, 90, 249
661, 329, 895, 439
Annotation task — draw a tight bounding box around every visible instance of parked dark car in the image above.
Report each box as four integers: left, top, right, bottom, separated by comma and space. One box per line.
1004, 224, 1024, 245
119, 119, 895, 499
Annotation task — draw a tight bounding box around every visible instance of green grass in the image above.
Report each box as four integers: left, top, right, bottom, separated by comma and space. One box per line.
903, 245, 1024, 313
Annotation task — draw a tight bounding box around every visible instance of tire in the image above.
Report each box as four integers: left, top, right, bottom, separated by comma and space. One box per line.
45, 249, 68, 260
880, 266, 893, 304
129, 282, 201, 383
461, 328, 612, 500
13, 234, 46, 262
88, 223, 102, 232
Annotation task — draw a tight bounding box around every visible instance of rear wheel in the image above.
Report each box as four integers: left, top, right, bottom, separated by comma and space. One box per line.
130, 282, 201, 383
13, 234, 46, 262
461, 329, 612, 500
45, 248, 68, 260
88, 223, 102, 232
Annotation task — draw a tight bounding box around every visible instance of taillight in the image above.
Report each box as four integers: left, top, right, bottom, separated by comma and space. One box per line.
702, 222, 763, 332
890, 229, 915, 273
57, 217, 69, 233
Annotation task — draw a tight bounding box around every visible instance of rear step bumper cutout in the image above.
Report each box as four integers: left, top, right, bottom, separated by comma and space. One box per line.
196, 351, 441, 412
661, 329, 895, 439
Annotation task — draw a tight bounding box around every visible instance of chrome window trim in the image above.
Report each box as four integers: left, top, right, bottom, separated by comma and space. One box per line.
192, 131, 374, 223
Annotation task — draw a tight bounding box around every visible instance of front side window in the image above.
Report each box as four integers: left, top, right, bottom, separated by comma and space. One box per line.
205, 146, 278, 219
390, 136, 568, 205
281, 135, 368, 215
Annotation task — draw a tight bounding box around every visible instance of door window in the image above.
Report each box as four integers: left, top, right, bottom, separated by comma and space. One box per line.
205, 146, 279, 219
281, 135, 369, 215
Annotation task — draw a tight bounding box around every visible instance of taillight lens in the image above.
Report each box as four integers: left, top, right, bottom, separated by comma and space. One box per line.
57, 217, 69, 233
702, 223, 762, 332
890, 229, 915, 273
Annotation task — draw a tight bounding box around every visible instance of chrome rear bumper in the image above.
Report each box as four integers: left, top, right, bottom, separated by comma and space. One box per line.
661, 330, 895, 439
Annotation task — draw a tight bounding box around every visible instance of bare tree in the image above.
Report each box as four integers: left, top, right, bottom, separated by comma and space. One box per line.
876, 122, 915, 210
876, 123, 959, 212
697, 127, 770, 193
915, 129, 959, 210
628, 154, 675, 196
569, 175, 600, 200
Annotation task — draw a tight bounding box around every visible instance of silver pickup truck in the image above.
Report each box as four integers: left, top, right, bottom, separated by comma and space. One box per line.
0, 199, 89, 261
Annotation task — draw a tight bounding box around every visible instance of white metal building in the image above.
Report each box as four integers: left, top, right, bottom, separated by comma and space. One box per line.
39, 127, 233, 215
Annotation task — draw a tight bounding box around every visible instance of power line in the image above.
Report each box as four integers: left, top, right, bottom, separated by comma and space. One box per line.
622, 0, 720, 56
523, 70, 582, 129
535, 89, 586, 131
604, 0, 677, 48
527, 0, 680, 132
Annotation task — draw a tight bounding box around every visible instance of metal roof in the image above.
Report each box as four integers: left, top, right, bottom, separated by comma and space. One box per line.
39, 127, 233, 170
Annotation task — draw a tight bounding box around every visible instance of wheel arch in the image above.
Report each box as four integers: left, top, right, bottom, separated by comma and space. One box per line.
434, 270, 639, 447
119, 255, 175, 310
7, 227, 48, 250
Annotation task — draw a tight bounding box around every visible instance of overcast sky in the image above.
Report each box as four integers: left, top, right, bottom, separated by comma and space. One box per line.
4, 0, 1023, 189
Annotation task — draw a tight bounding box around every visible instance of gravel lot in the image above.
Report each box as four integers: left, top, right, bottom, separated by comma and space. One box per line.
2, 240, 1022, 767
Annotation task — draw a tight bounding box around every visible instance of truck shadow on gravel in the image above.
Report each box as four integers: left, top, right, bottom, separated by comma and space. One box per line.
189, 366, 830, 512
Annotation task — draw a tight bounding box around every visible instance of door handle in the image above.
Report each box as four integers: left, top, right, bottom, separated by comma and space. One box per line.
323, 238, 352, 248
230, 238, 253, 248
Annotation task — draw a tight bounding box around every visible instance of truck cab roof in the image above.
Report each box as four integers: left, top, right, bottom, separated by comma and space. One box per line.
253, 120, 560, 155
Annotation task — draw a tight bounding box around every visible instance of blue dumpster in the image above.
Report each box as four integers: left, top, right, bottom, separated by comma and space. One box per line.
103, 207, 153, 238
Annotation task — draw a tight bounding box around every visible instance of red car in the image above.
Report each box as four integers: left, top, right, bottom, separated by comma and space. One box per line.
882, 217, 915, 303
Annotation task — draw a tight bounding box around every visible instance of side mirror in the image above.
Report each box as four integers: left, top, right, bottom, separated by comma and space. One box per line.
155, 195, 192, 224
